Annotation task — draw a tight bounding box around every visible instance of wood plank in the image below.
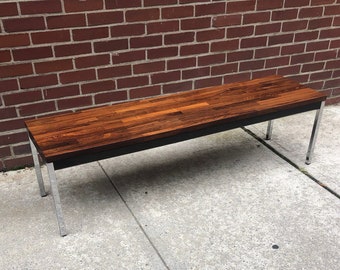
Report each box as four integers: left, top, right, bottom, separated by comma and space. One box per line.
25, 75, 326, 163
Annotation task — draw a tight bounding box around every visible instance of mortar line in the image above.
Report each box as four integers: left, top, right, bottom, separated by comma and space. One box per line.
241, 127, 340, 200
97, 161, 170, 270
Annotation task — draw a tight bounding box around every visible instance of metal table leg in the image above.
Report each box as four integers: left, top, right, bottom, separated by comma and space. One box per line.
29, 137, 47, 197
47, 163, 67, 236
266, 120, 274, 140
305, 101, 325, 165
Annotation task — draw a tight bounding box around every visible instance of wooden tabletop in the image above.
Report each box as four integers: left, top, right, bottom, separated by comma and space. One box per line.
25, 75, 326, 163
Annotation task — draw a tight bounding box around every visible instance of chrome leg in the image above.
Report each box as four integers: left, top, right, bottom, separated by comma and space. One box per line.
305, 101, 325, 165
47, 163, 67, 236
266, 120, 274, 140
29, 137, 47, 197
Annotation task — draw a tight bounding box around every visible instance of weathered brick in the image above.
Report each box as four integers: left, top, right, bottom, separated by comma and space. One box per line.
60, 69, 96, 84
88, 11, 124, 26
0, 34, 30, 48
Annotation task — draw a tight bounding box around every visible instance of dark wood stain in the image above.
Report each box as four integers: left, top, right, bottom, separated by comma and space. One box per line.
25, 75, 326, 164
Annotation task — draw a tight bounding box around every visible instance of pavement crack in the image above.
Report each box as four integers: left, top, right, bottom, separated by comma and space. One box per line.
97, 161, 170, 270
241, 127, 340, 200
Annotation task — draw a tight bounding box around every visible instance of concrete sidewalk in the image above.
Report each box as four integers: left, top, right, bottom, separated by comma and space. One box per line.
0, 104, 339, 270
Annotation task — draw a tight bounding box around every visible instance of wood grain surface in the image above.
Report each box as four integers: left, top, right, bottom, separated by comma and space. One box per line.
25, 75, 326, 163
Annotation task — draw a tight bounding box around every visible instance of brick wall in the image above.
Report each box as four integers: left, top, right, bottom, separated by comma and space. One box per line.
0, 0, 339, 171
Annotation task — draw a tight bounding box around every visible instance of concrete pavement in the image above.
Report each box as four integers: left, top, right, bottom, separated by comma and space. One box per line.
0, 104, 339, 269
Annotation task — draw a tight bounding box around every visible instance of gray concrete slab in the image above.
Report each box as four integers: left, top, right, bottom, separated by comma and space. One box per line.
0, 163, 166, 269
100, 129, 340, 269
0, 112, 339, 269
246, 104, 340, 195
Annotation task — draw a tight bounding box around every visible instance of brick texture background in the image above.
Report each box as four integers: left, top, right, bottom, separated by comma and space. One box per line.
0, 0, 339, 170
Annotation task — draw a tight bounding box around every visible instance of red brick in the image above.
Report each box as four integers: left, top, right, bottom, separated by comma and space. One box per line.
0, 50, 11, 63
310, 71, 333, 81
211, 63, 238, 75
212, 14, 242, 27
0, 79, 18, 93
148, 47, 178, 59
147, 21, 179, 34
81, 80, 115, 94
227, 50, 254, 62
197, 29, 225, 42
55, 42, 92, 57
211, 39, 239, 52
315, 50, 337, 61
64, 0, 103, 12
60, 69, 96, 84
278, 65, 301, 76
151, 70, 180, 84
195, 2, 226, 16
0, 63, 33, 78
309, 18, 333, 30
94, 91, 127, 105
3, 17, 45, 33
239, 60, 265, 71
180, 43, 209, 56
19, 74, 58, 89
58, 96, 93, 110
111, 24, 145, 37
0, 34, 30, 48
257, 0, 283, 10
0, 146, 11, 159
112, 50, 146, 64
126, 8, 160, 22
181, 17, 211, 30
75, 54, 110, 69
98, 65, 132, 79
286, 74, 309, 84
130, 85, 161, 99
320, 28, 340, 39
72, 27, 109, 41
291, 53, 315, 64
265, 56, 290, 68
272, 9, 298, 21
18, 101, 56, 116
255, 47, 280, 58
198, 53, 225, 66
195, 77, 222, 89
0, 2, 18, 17
324, 78, 340, 89
0, 107, 17, 120
255, 23, 281, 35
307, 81, 325, 90
252, 69, 278, 79
145, 0, 177, 6
13, 46, 52, 61
295, 31, 319, 42
299, 7, 324, 18
282, 20, 308, 32
105, 0, 141, 8
3, 90, 42, 106
179, 0, 210, 3
94, 39, 128, 53
227, 26, 254, 38
240, 37, 267, 48
311, 0, 336, 5
326, 96, 340, 105
13, 144, 31, 156
227, 0, 255, 13
31, 30, 70, 45
301, 62, 325, 72
162, 6, 194, 19
167, 57, 196, 70
4, 156, 34, 171
163, 81, 193, 94
88, 11, 124, 26
243, 12, 270, 24
130, 35, 162, 48
20, 0, 62, 15
0, 132, 28, 146
35, 59, 74, 74
268, 33, 294, 45
330, 39, 340, 49
117, 76, 149, 89
281, 44, 305, 55
47, 14, 86, 29
133, 61, 165, 74
182, 67, 210, 79
325, 4, 340, 15
285, 0, 310, 7
333, 16, 340, 26
164, 32, 195, 45
44, 85, 80, 99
